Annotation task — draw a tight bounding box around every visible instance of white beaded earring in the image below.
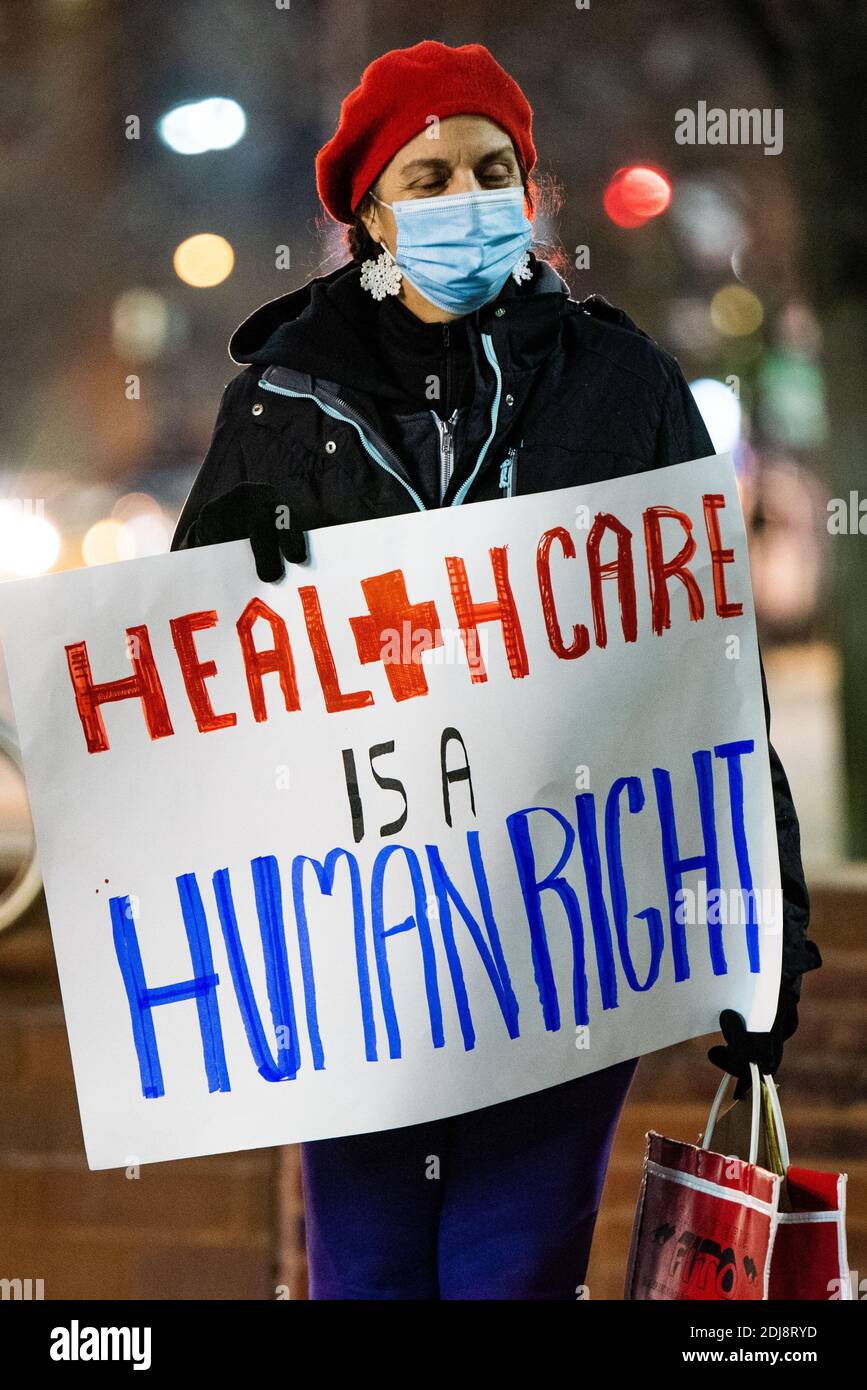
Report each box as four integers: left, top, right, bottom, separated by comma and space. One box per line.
360, 244, 402, 300
511, 250, 533, 285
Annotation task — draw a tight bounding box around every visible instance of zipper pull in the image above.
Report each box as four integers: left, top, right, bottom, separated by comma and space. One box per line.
499, 446, 518, 496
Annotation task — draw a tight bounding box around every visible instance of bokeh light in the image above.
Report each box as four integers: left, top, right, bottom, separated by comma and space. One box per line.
603, 166, 672, 228
158, 98, 247, 155
111, 494, 171, 557
173, 233, 234, 287
0, 503, 61, 576
118, 512, 171, 558
111, 289, 173, 360
82, 518, 128, 566
710, 283, 764, 337
689, 377, 742, 454
669, 179, 744, 265
111, 491, 160, 522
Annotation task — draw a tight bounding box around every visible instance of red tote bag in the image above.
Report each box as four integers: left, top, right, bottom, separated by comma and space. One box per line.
625, 1064, 852, 1301
625, 1064, 780, 1300
759, 1076, 852, 1301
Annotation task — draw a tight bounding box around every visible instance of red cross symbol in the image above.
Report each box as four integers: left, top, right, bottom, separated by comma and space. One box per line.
349, 569, 443, 701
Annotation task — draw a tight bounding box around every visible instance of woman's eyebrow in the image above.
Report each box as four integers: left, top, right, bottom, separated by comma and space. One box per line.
398, 157, 453, 178
475, 145, 517, 165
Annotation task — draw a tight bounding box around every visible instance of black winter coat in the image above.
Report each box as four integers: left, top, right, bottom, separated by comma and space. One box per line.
171, 253, 821, 1009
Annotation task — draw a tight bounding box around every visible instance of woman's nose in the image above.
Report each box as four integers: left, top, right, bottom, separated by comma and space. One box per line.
447, 169, 482, 195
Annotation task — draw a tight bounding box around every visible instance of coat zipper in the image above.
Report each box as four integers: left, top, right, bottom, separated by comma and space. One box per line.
257, 330, 504, 512
433, 408, 458, 503
451, 333, 503, 506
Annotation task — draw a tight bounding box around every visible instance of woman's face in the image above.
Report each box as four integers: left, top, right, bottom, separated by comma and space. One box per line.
359, 114, 524, 322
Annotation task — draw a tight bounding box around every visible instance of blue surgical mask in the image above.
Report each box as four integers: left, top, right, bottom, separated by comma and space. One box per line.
372, 186, 533, 315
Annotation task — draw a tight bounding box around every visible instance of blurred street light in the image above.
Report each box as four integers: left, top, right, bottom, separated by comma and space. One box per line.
158, 98, 247, 155
689, 377, 742, 454
603, 166, 672, 228
111, 289, 178, 360
0, 504, 61, 577
112, 493, 171, 557
82, 518, 127, 566
173, 234, 234, 287
710, 283, 764, 337
669, 179, 745, 267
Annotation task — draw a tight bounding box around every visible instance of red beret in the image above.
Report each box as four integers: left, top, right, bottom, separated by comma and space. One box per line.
315, 40, 537, 224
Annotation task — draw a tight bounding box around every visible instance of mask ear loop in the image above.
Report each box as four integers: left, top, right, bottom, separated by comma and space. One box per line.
367, 192, 397, 262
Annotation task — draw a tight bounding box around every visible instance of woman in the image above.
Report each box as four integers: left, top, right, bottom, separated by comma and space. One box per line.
171, 40, 821, 1300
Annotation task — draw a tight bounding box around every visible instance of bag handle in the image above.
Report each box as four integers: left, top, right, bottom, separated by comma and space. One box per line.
703, 1062, 762, 1164
762, 1072, 791, 1171
702, 1064, 791, 1172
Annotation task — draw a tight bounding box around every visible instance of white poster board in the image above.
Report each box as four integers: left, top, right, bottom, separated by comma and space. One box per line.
0, 453, 782, 1169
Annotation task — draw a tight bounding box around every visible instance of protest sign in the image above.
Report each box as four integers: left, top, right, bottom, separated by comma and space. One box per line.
0, 452, 782, 1169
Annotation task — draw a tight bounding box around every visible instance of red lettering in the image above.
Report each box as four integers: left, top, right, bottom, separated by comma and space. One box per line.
536, 526, 589, 659
169, 611, 237, 732
587, 513, 638, 646
297, 585, 373, 713
237, 597, 301, 722
446, 546, 529, 683
65, 625, 173, 753
643, 506, 705, 635
702, 494, 743, 618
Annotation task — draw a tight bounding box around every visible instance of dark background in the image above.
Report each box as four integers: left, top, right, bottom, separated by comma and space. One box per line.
0, 0, 864, 1300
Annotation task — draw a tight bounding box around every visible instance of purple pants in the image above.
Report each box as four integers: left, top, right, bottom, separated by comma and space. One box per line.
300, 1057, 639, 1299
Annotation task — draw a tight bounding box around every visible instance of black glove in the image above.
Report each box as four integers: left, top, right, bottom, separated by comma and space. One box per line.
707, 991, 800, 1100
191, 482, 307, 581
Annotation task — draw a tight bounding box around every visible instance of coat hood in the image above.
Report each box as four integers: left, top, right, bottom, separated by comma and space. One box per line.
228, 253, 572, 401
